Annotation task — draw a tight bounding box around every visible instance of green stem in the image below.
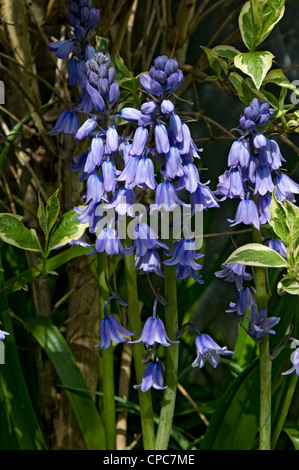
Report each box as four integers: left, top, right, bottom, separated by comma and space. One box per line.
155, 263, 179, 450
252, 226, 271, 450
97, 253, 116, 450
123, 253, 156, 450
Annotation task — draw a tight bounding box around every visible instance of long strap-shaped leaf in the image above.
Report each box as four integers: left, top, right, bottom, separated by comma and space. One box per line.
24, 315, 106, 450
0, 245, 47, 450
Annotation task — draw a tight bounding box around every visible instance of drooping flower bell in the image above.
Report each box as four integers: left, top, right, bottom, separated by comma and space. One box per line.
192, 332, 233, 369
133, 358, 167, 392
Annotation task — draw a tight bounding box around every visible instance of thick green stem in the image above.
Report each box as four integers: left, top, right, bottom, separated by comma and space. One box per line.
155, 263, 179, 450
97, 253, 116, 450
123, 253, 156, 450
252, 227, 271, 450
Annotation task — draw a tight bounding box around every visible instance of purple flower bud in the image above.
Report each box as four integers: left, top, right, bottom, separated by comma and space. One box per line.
98, 77, 109, 96
267, 239, 287, 258
164, 59, 178, 76
154, 55, 168, 70
85, 81, 106, 112
75, 117, 97, 140
108, 82, 120, 107
106, 126, 119, 153
130, 126, 149, 156
139, 74, 152, 94
87, 8, 100, 29
150, 79, 164, 96
140, 101, 157, 115
169, 113, 183, 143
121, 107, 142, 122
85, 44, 95, 61
85, 172, 104, 203
90, 135, 104, 167
166, 70, 184, 92
102, 158, 117, 193
155, 123, 169, 154
74, 25, 85, 40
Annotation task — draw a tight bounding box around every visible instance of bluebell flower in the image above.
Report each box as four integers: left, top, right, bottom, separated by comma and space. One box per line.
75, 201, 103, 234
226, 286, 256, 315
155, 123, 170, 154
165, 146, 184, 179
192, 333, 233, 369
164, 238, 204, 271
161, 99, 174, 115
239, 98, 273, 131
89, 135, 104, 168
75, 117, 97, 140
129, 316, 179, 347
132, 223, 169, 257
96, 315, 134, 349
169, 112, 183, 143
120, 107, 142, 122
254, 165, 274, 196
152, 180, 187, 211
49, 109, 80, 136
77, 87, 93, 114
266, 239, 287, 258
258, 194, 271, 225
227, 139, 251, 168
70, 151, 88, 181
135, 249, 164, 277
189, 182, 219, 211
274, 173, 299, 201
85, 81, 106, 112
282, 345, 299, 376
0, 329, 9, 341
227, 167, 245, 199
130, 126, 149, 156
133, 359, 167, 392
49, 39, 75, 59
229, 194, 260, 230
102, 158, 118, 193
85, 172, 104, 203
95, 226, 133, 256
215, 262, 252, 291
244, 306, 280, 343
103, 187, 136, 216
179, 162, 201, 193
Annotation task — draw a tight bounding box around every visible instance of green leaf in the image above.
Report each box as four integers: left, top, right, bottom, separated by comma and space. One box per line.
224, 243, 289, 268
95, 35, 109, 52
48, 208, 88, 251
283, 428, 299, 450
228, 72, 257, 105
0, 213, 42, 252
118, 76, 140, 94
264, 69, 299, 97
239, 0, 285, 52
234, 51, 274, 90
212, 45, 240, 60
0, 250, 47, 450
24, 316, 106, 450
37, 189, 60, 237
284, 199, 299, 247
201, 46, 227, 77
277, 276, 299, 296
270, 191, 289, 243
112, 52, 133, 79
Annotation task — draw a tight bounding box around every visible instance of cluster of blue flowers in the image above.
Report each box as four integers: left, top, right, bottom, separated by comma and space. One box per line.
48, 2, 237, 391
214, 98, 299, 343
